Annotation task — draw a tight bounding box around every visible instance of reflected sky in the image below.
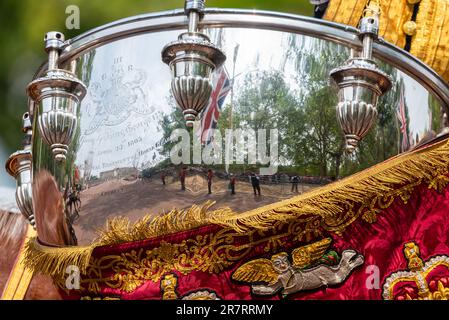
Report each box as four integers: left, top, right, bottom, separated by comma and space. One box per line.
73, 27, 440, 179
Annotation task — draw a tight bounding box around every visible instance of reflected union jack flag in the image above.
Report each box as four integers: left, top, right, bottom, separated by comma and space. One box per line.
199, 67, 231, 145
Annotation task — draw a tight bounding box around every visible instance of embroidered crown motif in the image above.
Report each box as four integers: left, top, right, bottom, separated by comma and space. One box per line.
383, 242, 449, 300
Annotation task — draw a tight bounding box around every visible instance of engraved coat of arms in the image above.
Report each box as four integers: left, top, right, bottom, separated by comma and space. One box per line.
84, 63, 153, 135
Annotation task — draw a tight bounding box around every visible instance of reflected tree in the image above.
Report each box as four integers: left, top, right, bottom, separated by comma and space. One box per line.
157, 36, 405, 179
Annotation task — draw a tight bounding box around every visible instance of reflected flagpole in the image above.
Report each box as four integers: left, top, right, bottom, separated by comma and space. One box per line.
229, 44, 239, 130
225, 44, 239, 173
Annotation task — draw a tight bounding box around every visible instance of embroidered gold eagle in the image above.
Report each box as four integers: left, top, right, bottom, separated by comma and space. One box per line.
232, 238, 364, 296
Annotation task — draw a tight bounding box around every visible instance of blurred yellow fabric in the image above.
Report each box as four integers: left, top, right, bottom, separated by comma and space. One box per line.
324, 0, 449, 83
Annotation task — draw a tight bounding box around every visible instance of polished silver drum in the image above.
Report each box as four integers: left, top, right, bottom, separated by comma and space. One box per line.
22, 9, 449, 246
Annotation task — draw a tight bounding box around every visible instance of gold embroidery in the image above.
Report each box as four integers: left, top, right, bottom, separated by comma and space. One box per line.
291, 238, 332, 268
359, 180, 421, 224
24, 139, 449, 291
233, 238, 332, 286
65, 219, 320, 293
404, 242, 424, 271
430, 281, 449, 300
160, 273, 221, 300
232, 240, 364, 297
161, 274, 178, 300
383, 242, 449, 300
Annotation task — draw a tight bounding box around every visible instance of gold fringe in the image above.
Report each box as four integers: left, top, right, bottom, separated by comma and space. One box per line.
23, 139, 449, 278
24, 238, 94, 277
220, 139, 449, 230
94, 200, 293, 245
96, 201, 228, 245
22, 202, 268, 275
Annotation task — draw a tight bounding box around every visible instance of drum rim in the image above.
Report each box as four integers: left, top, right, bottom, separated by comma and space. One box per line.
32, 8, 449, 107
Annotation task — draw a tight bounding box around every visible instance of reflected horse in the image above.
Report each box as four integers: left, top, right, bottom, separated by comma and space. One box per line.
1, 169, 77, 299
33, 170, 77, 247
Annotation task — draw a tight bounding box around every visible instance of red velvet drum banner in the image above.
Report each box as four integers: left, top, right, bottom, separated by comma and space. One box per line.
22, 139, 449, 300
74, 183, 449, 300
4, 2, 449, 303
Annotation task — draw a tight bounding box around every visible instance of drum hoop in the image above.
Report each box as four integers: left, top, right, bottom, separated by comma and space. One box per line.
31, 8, 449, 109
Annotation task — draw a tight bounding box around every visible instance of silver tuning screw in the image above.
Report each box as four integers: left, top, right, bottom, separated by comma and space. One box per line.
27, 31, 86, 161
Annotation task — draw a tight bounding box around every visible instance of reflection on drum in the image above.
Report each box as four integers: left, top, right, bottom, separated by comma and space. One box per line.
4, 0, 449, 301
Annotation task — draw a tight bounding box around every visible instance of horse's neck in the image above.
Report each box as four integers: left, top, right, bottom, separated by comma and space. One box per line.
0, 211, 28, 294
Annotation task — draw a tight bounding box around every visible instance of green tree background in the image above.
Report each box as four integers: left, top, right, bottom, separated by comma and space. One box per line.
158, 36, 401, 179
0, 0, 313, 153
0, 0, 312, 187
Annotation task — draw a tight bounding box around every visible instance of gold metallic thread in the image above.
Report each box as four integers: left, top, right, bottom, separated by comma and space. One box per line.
407, 0, 449, 82
324, 0, 369, 26
23, 138, 449, 292
403, 21, 417, 36
232, 238, 332, 285
326, 0, 449, 82
63, 218, 315, 293
383, 242, 449, 300
325, 0, 415, 49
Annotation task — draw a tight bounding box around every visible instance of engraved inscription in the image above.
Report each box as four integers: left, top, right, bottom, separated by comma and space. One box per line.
84, 60, 154, 135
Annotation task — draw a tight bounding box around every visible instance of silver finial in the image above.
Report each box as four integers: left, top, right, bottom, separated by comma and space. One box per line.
330, 7, 391, 153
162, 0, 226, 127
27, 31, 86, 161
6, 112, 35, 228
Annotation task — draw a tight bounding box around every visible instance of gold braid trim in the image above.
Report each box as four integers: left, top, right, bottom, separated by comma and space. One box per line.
324, 0, 369, 26
410, 0, 449, 82
325, 0, 449, 80
94, 201, 252, 246
378, 0, 414, 48
23, 139, 449, 281
324, 0, 414, 49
